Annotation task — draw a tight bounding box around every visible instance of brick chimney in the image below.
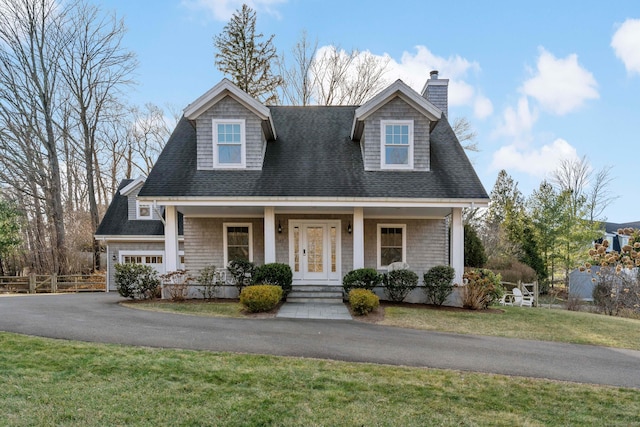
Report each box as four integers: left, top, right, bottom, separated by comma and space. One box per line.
421, 70, 449, 117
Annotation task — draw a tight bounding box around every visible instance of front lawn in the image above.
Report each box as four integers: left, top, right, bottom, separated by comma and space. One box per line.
121, 300, 246, 318
377, 304, 640, 350
1, 332, 638, 426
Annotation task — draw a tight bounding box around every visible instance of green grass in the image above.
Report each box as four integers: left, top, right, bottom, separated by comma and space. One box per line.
1, 332, 638, 426
380, 305, 640, 350
121, 300, 245, 317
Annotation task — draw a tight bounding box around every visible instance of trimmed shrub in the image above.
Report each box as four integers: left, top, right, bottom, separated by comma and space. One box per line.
253, 263, 293, 297
197, 265, 220, 300
462, 268, 503, 309
227, 259, 256, 292
114, 263, 160, 300
423, 265, 455, 306
342, 268, 382, 294
383, 269, 418, 302
239, 284, 283, 313
349, 288, 379, 315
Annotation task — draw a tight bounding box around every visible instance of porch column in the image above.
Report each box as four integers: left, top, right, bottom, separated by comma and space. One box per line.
264, 206, 276, 264
451, 207, 464, 285
353, 207, 364, 269
165, 205, 179, 272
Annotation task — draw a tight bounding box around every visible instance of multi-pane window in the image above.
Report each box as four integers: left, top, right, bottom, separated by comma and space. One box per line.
378, 225, 406, 268
224, 223, 252, 265
213, 120, 245, 167
381, 120, 413, 169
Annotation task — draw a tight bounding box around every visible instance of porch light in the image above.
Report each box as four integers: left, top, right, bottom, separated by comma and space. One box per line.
347, 222, 352, 234
278, 221, 282, 233
112, 254, 117, 262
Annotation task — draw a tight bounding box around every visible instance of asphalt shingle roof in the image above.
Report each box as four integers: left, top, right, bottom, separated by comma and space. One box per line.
139, 105, 488, 200
96, 179, 183, 236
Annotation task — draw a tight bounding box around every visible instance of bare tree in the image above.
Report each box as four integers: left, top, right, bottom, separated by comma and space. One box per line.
127, 103, 173, 176
0, 0, 70, 273
60, 1, 136, 270
310, 46, 390, 105
551, 156, 616, 222
452, 117, 479, 152
277, 30, 317, 106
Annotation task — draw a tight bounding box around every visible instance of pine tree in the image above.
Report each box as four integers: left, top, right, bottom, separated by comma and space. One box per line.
214, 4, 281, 104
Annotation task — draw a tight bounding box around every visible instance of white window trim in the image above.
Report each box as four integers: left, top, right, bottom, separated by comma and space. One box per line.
380, 120, 414, 170
136, 200, 152, 220
117, 250, 185, 269
223, 222, 253, 267
377, 223, 407, 269
213, 119, 246, 169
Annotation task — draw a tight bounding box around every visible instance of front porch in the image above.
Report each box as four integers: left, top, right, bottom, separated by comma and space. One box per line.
160, 203, 468, 298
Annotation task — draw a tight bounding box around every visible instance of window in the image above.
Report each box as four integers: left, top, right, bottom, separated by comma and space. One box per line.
377, 224, 406, 268
380, 120, 413, 169
223, 223, 253, 266
213, 119, 246, 168
136, 201, 152, 219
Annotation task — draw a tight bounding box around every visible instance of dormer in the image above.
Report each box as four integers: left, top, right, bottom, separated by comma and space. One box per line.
184, 79, 276, 171
351, 79, 442, 172
120, 176, 163, 221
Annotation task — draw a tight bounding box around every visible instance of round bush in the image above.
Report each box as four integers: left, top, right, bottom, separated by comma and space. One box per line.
349, 288, 380, 315
383, 269, 418, 302
343, 268, 382, 294
423, 265, 455, 306
239, 284, 283, 313
114, 263, 160, 300
253, 263, 293, 297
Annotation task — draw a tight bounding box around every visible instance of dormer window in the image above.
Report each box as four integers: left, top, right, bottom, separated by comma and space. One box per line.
213, 119, 246, 168
136, 201, 152, 220
380, 120, 413, 169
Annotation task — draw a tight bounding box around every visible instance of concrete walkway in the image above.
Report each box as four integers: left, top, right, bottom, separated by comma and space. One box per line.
1, 293, 639, 389
276, 302, 352, 320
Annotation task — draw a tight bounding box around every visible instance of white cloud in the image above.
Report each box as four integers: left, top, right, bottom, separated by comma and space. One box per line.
490, 138, 579, 177
611, 18, 640, 75
521, 48, 598, 115
493, 96, 538, 146
182, 0, 286, 21
473, 94, 493, 119
382, 45, 493, 119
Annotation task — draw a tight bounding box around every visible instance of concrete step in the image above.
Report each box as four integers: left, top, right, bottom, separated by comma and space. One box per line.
287, 297, 344, 304
288, 291, 343, 299
287, 284, 344, 303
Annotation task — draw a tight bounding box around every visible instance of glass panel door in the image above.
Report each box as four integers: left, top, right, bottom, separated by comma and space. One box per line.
302, 225, 327, 280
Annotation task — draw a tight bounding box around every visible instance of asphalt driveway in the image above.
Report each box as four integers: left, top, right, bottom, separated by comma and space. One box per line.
1, 293, 639, 389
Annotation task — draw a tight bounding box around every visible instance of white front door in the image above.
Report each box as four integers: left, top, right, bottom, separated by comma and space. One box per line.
290, 220, 340, 284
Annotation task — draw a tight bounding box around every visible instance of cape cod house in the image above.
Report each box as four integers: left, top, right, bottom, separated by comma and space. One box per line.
96, 71, 489, 303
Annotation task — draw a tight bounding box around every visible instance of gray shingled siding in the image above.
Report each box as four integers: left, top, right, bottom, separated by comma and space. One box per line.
425, 85, 448, 117
184, 217, 265, 276
274, 214, 353, 277
126, 184, 161, 221
196, 96, 265, 170
363, 218, 447, 281
362, 97, 431, 171
106, 241, 184, 291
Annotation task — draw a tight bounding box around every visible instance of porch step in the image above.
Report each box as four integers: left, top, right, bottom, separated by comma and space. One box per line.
286, 285, 344, 303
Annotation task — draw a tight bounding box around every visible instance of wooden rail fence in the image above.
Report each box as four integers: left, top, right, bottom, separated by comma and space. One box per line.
0, 274, 106, 294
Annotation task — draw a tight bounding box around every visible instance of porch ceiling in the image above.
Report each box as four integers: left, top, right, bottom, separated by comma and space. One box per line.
177, 205, 454, 218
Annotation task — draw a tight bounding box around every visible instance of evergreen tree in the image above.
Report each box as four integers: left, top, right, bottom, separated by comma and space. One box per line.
214, 4, 281, 104
0, 198, 21, 275
464, 224, 487, 268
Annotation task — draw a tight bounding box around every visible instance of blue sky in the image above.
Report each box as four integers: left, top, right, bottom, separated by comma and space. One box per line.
101, 0, 640, 223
